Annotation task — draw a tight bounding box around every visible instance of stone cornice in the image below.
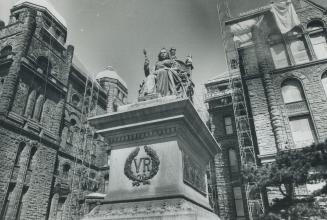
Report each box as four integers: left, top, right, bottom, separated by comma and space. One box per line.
89, 98, 221, 156
272, 58, 327, 74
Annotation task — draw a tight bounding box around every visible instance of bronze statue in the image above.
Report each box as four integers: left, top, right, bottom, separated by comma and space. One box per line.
139, 47, 194, 101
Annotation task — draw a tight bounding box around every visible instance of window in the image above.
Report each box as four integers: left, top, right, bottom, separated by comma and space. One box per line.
269, 34, 290, 68
322, 72, 327, 96
36, 56, 52, 75
281, 79, 317, 148
308, 20, 327, 60
229, 149, 239, 178
224, 116, 233, 135
233, 187, 245, 218
288, 28, 310, 64
289, 116, 315, 148
62, 164, 70, 179
281, 79, 304, 104
71, 94, 80, 107
32, 94, 45, 121
0, 45, 12, 57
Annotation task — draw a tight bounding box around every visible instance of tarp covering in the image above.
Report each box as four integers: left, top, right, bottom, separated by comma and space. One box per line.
271, 0, 300, 34
230, 1, 300, 43
230, 19, 257, 44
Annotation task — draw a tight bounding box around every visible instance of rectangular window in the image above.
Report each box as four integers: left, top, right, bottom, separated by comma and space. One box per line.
290, 39, 310, 64
270, 43, 290, 68
233, 187, 245, 217
224, 116, 233, 135
289, 116, 315, 148
310, 34, 327, 60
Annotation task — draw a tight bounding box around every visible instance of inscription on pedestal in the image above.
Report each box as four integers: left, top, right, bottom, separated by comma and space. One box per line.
183, 154, 207, 195
124, 145, 160, 186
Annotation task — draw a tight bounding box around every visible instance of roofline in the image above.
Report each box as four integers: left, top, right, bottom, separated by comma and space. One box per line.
12, 3, 67, 30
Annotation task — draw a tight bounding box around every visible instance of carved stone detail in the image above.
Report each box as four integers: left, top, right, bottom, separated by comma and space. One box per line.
108, 127, 177, 144
124, 145, 160, 187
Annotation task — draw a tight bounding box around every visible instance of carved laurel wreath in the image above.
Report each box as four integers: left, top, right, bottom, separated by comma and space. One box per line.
124, 145, 160, 187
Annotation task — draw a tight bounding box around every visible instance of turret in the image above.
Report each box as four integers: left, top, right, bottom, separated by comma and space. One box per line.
96, 66, 128, 113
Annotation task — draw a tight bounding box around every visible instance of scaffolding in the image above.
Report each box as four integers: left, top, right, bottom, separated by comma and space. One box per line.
216, 0, 264, 219
69, 73, 100, 219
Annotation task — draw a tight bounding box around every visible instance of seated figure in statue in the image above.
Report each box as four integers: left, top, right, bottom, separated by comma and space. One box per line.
139, 47, 194, 101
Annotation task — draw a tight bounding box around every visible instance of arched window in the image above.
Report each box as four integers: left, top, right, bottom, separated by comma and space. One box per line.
62, 164, 70, 179
14, 142, 26, 166
67, 119, 76, 144
308, 20, 327, 60
71, 94, 80, 107
32, 94, 45, 121
36, 56, 52, 75
288, 27, 311, 64
281, 79, 304, 104
322, 72, 327, 96
0, 45, 12, 57
281, 79, 316, 148
269, 34, 290, 68
24, 90, 36, 118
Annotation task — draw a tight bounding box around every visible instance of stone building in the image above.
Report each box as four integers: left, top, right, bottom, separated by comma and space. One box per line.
0, 0, 127, 219
205, 0, 327, 219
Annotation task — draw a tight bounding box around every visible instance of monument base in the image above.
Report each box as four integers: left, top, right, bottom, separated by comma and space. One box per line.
82, 198, 220, 220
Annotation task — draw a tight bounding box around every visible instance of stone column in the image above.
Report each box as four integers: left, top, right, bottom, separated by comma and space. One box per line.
252, 26, 286, 151
52, 99, 65, 137
0, 9, 36, 116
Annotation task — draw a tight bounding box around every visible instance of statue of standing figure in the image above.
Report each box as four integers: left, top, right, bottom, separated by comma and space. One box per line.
139, 47, 194, 101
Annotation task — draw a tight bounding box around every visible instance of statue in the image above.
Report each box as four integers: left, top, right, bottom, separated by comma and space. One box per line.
139, 47, 194, 102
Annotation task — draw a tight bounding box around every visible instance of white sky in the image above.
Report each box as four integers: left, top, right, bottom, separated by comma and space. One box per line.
1, 0, 284, 103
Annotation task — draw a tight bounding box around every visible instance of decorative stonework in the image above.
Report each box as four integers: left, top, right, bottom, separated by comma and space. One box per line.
183, 153, 206, 195
124, 145, 160, 187
83, 198, 218, 220
108, 126, 177, 145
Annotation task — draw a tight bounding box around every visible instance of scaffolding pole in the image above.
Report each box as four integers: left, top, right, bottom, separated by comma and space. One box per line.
216, 0, 264, 219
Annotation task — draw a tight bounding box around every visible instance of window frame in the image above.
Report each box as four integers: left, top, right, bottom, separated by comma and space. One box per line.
224, 116, 234, 135
307, 20, 327, 60
286, 27, 312, 65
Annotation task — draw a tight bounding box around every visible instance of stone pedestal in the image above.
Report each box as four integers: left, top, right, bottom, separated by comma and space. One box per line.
84, 97, 221, 220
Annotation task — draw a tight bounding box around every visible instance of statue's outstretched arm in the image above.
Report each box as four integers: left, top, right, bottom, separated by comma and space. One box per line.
143, 49, 150, 77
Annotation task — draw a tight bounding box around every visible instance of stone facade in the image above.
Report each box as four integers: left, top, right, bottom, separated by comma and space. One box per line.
206, 0, 327, 219
0, 2, 127, 220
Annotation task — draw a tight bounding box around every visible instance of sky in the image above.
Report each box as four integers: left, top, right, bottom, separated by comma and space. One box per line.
0, 0, 297, 103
